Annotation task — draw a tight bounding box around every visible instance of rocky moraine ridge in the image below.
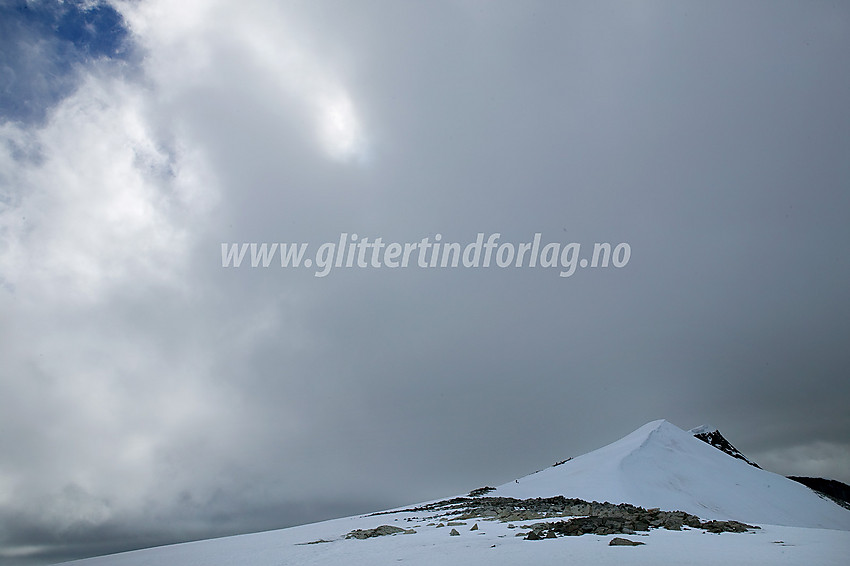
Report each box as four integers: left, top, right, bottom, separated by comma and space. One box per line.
348, 491, 758, 542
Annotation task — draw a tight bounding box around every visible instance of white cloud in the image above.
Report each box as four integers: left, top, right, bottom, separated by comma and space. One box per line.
0, 72, 211, 305
0, 51, 226, 532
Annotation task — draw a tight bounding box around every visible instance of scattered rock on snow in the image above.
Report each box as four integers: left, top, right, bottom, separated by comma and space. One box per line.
345, 525, 414, 539
609, 537, 645, 546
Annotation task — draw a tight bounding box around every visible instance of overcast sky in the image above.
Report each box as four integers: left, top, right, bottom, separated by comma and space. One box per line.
1, 1, 849, 564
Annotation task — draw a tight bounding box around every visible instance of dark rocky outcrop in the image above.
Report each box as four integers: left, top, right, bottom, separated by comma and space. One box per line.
521, 509, 756, 540
692, 428, 760, 468
788, 477, 850, 510
468, 486, 496, 497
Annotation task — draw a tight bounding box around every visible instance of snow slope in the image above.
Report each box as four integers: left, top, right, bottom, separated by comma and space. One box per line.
61, 517, 850, 566
493, 419, 850, 530
57, 420, 850, 566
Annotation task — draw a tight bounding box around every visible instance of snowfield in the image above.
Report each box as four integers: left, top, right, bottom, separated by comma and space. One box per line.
61, 517, 850, 566
59, 420, 850, 566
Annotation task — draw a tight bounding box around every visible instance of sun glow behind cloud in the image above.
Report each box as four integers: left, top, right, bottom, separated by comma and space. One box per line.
250, 43, 369, 164
222, 7, 370, 164
317, 89, 367, 163
118, 0, 370, 164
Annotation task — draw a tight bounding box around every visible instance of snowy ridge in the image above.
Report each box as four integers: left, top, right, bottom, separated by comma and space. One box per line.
493, 420, 850, 530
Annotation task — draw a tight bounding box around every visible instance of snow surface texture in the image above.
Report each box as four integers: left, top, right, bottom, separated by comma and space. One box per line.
61, 519, 850, 566
494, 420, 850, 530
60, 420, 850, 566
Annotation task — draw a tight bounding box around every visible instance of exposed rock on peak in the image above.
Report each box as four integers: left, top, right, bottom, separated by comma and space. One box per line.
689, 426, 761, 468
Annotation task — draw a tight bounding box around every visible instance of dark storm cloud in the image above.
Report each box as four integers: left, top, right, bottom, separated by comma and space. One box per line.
1, 1, 849, 565
0, 0, 133, 124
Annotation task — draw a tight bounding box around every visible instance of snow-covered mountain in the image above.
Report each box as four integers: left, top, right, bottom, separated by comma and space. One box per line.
494, 419, 850, 530
60, 420, 850, 566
